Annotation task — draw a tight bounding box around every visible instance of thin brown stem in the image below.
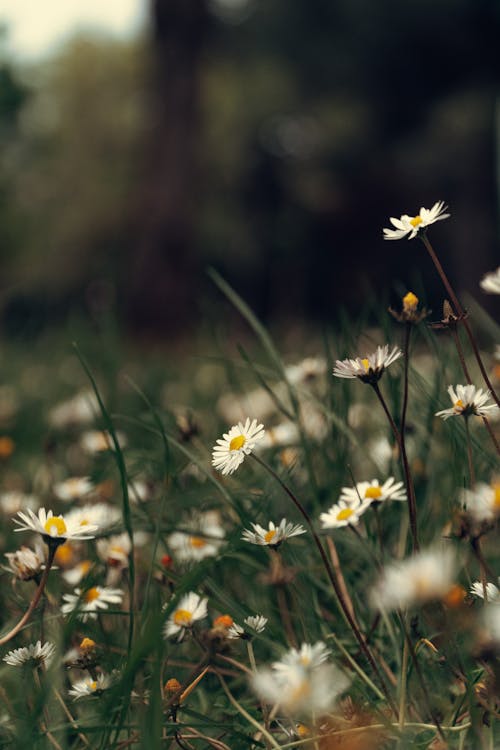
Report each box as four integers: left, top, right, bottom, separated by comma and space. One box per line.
0, 545, 56, 646
371, 383, 419, 551
421, 234, 500, 408
325, 536, 356, 622
250, 452, 398, 718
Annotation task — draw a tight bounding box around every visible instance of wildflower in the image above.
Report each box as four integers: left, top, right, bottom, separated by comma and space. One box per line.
285, 357, 327, 385
97, 533, 132, 567
211, 418, 265, 475
228, 615, 268, 640
371, 547, 457, 611
69, 673, 111, 700
319, 499, 370, 529
470, 580, 500, 602
333, 345, 402, 384
64, 503, 121, 531
168, 511, 225, 563
5, 545, 45, 581
49, 390, 98, 429
435, 384, 499, 420
62, 560, 93, 586
61, 586, 124, 622
480, 267, 500, 295
79, 637, 97, 656
252, 641, 349, 716
259, 422, 300, 449
3, 641, 55, 668
14, 507, 98, 545
213, 614, 234, 630
389, 291, 430, 324
53, 476, 94, 502
460, 482, 500, 525
383, 200, 450, 240
80, 430, 127, 454
339, 477, 406, 506
163, 592, 208, 640
241, 519, 306, 548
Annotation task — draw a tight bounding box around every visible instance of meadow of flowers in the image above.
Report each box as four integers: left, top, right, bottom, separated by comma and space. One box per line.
0, 203, 499, 749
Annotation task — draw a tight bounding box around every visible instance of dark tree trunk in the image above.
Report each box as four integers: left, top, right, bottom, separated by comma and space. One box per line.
126, 0, 209, 336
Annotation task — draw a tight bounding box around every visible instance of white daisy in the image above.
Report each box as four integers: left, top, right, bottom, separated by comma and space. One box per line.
5, 545, 45, 581
339, 477, 406, 506
319, 499, 370, 529
13, 507, 98, 544
211, 418, 265, 475
435, 384, 499, 420
252, 642, 349, 716
241, 518, 306, 548
228, 614, 268, 640
285, 357, 327, 386
80, 430, 127, 454
163, 591, 208, 640
49, 390, 98, 429
371, 547, 457, 611
480, 267, 500, 295
53, 476, 94, 502
64, 503, 121, 531
61, 586, 124, 622
383, 200, 450, 240
128, 479, 151, 503
68, 673, 111, 700
97, 533, 131, 567
460, 482, 500, 524
470, 581, 500, 602
3, 641, 55, 668
259, 422, 300, 449
333, 345, 402, 384
168, 511, 225, 563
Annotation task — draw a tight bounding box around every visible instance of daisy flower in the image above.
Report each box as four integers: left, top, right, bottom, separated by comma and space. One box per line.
241, 519, 306, 548
163, 591, 208, 640
333, 345, 402, 384
339, 477, 406, 506
228, 614, 268, 640
168, 511, 225, 563
97, 533, 132, 568
4, 641, 55, 668
61, 586, 124, 622
53, 476, 94, 502
5, 545, 45, 581
480, 267, 500, 295
62, 560, 93, 586
435, 384, 499, 420
319, 499, 370, 529
48, 390, 98, 429
13, 507, 98, 545
371, 547, 457, 611
383, 200, 450, 240
470, 580, 500, 602
68, 673, 112, 700
252, 642, 349, 716
64, 503, 121, 531
460, 482, 500, 524
285, 357, 327, 385
211, 418, 265, 475
80, 430, 127, 454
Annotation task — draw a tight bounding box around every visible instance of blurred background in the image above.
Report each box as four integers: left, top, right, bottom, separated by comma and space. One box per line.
0, 0, 499, 342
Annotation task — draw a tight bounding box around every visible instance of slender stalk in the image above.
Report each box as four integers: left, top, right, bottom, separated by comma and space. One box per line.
217, 673, 281, 750
398, 636, 409, 736
371, 382, 419, 551
421, 234, 500, 407
464, 417, 476, 487
325, 537, 357, 622
250, 453, 398, 717
0, 545, 56, 646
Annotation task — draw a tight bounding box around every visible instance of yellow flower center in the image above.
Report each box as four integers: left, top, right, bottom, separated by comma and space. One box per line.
54, 543, 73, 566
403, 291, 419, 311
361, 358, 370, 371
189, 536, 207, 549
213, 614, 233, 628
90, 681, 97, 691
229, 434, 246, 451
493, 485, 500, 509
454, 399, 464, 411
365, 486, 382, 500
337, 508, 354, 521
264, 529, 277, 544
173, 609, 193, 627
290, 678, 311, 703
80, 637, 96, 653
84, 587, 100, 603
80, 518, 89, 526
409, 215, 423, 228
44, 516, 67, 537
110, 545, 126, 556
296, 724, 310, 738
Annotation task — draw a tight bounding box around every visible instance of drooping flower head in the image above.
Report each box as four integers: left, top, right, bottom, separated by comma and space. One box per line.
241, 519, 306, 548
5, 545, 45, 581
435, 384, 499, 420
14, 507, 98, 547
480, 267, 500, 295
383, 201, 450, 240
3, 641, 55, 668
212, 418, 265, 475
333, 345, 402, 385
163, 591, 208, 641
